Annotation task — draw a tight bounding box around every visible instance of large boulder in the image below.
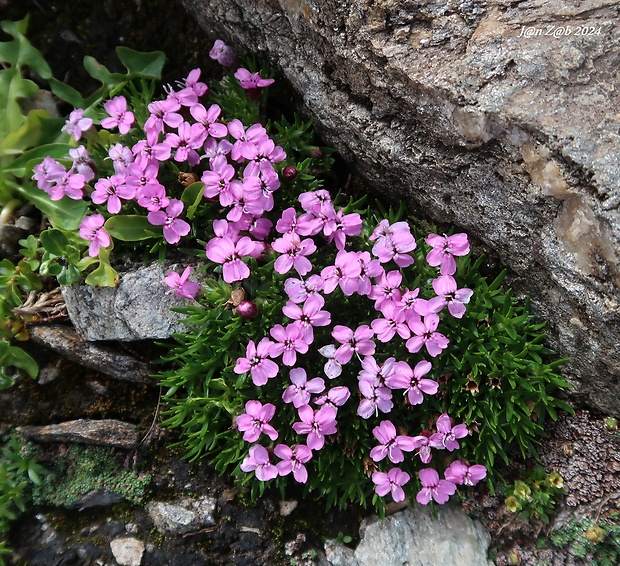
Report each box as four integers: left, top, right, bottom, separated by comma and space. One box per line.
183, 0, 620, 414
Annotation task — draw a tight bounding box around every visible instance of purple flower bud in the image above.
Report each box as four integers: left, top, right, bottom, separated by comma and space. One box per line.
282, 165, 298, 179
237, 300, 259, 319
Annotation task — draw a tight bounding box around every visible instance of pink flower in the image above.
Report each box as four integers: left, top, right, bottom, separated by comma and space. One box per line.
164, 121, 207, 165
236, 400, 278, 443
323, 209, 363, 251
209, 39, 237, 67
332, 325, 375, 365
234, 338, 279, 386
190, 103, 228, 138
240, 445, 278, 481
268, 324, 309, 367
444, 461, 487, 486
369, 420, 416, 463
314, 386, 351, 408
101, 96, 135, 134
274, 444, 313, 483
425, 233, 470, 275
282, 295, 331, 342
429, 414, 469, 452
371, 220, 416, 267
368, 270, 403, 310
45, 171, 86, 201
145, 98, 183, 137
92, 174, 136, 214
32, 157, 65, 192
62, 108, 92, 141
177, 68, 208, 97
292, 404, 338, 450
386, 360, 438, 406
78, 213, 111, 257
372, 467, 410, 502
426, 275, 473, 318
271, 233, 316, 276
318, 344, 342, 380
164, 266, 201, 300
416, 468, 457, 505
68, 146, 96, 182
371, 301, 411, 343
357, 378, 393, 419
147, 199, 191, 244
406, 313, 449, 357
284, 275, 324, 303
205, 235, 254, 283
282, 368, 325, 408
234, 68, 275, 89
411, 433, 433, 464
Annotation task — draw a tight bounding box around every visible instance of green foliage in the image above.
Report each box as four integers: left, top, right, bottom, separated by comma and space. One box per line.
550, 514, 620, 565
503, 465, 565, 523
0, 433, 46, 555
32, 445, 151, 507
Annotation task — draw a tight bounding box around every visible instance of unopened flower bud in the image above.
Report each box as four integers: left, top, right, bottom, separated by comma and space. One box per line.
237, 300, 258, 319
282, 165, 298, 179
309, 148, 323, 158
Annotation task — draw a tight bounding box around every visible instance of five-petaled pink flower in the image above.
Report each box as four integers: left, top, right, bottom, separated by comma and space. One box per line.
406, 313, 450, 357
62, 108, 93, 141
268, 324, 309, 367
164, 266, 201, 300
240, 445, 278, 481
282, 368, 325, 408
236, 400, 279, 443
274, 444, 313, 483
78, 213, 111, 257
425, 233, 470, 275
292, 404, 338, 450
101, 96, 135, 134
370, 420, 416, 463
147, 199, 191, 244
372, 467, 410, 502
444, 460, 487, 486
386, 360, 439, 406
234, 338, 279, 386
416, 468, 457, 505
205, 235, 254, 283
429, 413, 469, 452
426, 275, 473, 319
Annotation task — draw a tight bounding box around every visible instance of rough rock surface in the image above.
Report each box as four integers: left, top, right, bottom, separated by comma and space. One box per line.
30, 325, 153, 384
61, 261, 200, 341
146, 497, 218, 535
183, 0, 620, 414
110, 537, 145, 566
18, 419, 139, 448
325, 505, 492, 566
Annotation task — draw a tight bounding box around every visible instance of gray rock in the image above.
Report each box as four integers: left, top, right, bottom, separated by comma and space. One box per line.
183, 0, 620, 414
146, 496, 217, 535
68, 489, 125, 511
30, 325, 153, 384
110, 537, 145, 566
326, 505, 492, 566
18, 419, 139, 448
61, 261, 201, 341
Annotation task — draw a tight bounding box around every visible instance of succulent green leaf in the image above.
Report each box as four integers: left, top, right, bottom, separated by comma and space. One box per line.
15, 184, 87, 230
104, 215, 156, 241
115, 46, 166, 79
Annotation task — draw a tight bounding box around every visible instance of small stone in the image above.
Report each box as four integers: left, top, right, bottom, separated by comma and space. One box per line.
18, 419, 139, 448
279, 500, 298, 516
110, 537, 145, 566
146, 496, 217, 535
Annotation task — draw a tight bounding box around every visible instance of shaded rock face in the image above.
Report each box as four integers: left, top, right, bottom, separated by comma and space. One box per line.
183, 0, 620, 414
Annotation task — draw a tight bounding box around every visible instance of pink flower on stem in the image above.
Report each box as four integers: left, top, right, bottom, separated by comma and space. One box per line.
62, 108, 93, 141
318, 344, 342, 380
323, 209, 363, 251
406, 313, 449, 357
282, 368, 325, 408
284, 275, 324, 304
205, 235, 254, 283
274, 444, 313, 483
444, 461, 487, 486
372, 467, 410, 502
271, 232, 316, 276
177, 68, 208, 97
292, 404, 338, 450
190, 103, 228, 138
386, 360, 439, 406
164, 121, 207, 165
201, 154, 236, 205
371, 220, 416, 267
357, 378, 393, 419
136, 183, 169, 212
78, 213, 111, 257
321, 250, 362, 295
371, 301, 411, 343
338, 251, 383, 297
358, 356, 397, 387
426, 275, 473, 318
101, 96, 135, 134
164, 266, 201, 300
209, 39, 237, 67
92, 175, 136, 214
236, 400, 278, 443
46, 171, 86, 201
268, 324, 310, 367
332, 325, 375, 365
145, 98, 183, 137
416, 468, 457, 505
240, 445, 278, 481
32, 157, 65, 192
282, 294, 331, 343
425, 233, 470, 275
411, 433, 433, 464
234, 338, 279, 386
147, 199, 191, 244
429, 414, 469, 452
234, 68, 275, 92
314, 386, 351, 408
370, 420, 416, 464
368, 270, 403, 310
68, 146, 96, 182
